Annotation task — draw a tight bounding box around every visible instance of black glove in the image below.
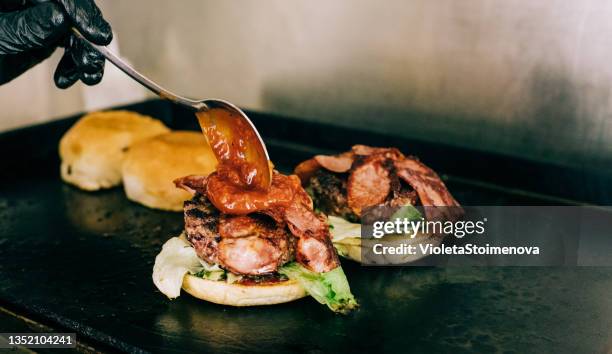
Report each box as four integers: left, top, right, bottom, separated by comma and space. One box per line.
0, 0, 112, 88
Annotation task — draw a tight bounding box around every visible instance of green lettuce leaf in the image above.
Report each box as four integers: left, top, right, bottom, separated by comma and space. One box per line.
152, 236, 204, 299
192, 269, 227, 281
328, 216, 361, 242
391, 205, 423, 222
279, 262, 358, 314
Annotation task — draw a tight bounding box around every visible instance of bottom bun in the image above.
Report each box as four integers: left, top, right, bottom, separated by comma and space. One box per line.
182, 275, 307, 307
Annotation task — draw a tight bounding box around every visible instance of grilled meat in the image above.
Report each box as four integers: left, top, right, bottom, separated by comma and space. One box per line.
285, 202, 340, 273
175, 172, 340, 275
295, 145, 462, 221
394, 158, 462, 220
346, 153, 393, 215
183, 195, 220, 265
308, 169, 358, 222
183, 193, 295, 275
217, 214, 295, 275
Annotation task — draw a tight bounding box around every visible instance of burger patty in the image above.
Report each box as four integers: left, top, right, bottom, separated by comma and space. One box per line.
308, 164, 419, 221
184, 193, 296, 275
308, 169, 359, 222
184, 195, 219, 264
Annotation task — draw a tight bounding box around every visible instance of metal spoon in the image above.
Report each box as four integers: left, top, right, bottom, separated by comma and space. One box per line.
72, 29, 272, 190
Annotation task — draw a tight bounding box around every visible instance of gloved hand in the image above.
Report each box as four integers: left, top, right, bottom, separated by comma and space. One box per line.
0, 0, 112, 88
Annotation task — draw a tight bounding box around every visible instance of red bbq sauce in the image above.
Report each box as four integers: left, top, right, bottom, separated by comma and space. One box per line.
196, 108, 298, 214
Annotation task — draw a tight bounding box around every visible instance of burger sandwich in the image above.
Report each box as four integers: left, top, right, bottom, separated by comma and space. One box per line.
152, 170, 358, 313
294, 145, 463, 264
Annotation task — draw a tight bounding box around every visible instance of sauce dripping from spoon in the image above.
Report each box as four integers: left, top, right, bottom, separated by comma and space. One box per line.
196, 107, 271, 191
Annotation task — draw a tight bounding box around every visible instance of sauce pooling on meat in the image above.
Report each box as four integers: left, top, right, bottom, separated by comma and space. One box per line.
206, 172, 298, 214
197, 107, 300, 215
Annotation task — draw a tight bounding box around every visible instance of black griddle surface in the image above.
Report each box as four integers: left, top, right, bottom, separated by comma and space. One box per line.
1, 100, 610, 353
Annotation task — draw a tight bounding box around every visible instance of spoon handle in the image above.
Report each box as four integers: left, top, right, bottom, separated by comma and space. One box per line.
71, 28, 204, 111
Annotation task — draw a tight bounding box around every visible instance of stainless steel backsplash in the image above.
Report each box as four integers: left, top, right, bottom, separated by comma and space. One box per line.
96, 0, 612, 171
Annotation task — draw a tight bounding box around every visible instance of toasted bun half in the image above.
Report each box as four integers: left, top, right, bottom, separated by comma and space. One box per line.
60, 111, 170, 191
182, 275, 307, 306
122, 131, 217, 211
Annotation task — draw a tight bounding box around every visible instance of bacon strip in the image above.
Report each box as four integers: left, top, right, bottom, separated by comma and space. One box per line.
217, 214, 292, 275
347, 156, 392, 216
296, 145, 462, 222
294, 158, 321, 185
352, 145, 404, 160
295, 146, 404, 185
285, 203, 339, 273
218, 237, 283, 275
394, 158, 462, 220
174, 175, 209, 195
294, 152, 353, 185
314, 153, 354, 173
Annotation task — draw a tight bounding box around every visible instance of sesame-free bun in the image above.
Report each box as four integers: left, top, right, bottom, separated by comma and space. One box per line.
122, 131, 217, 211
59, 111, 170, 191
182, 274, 307, 307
